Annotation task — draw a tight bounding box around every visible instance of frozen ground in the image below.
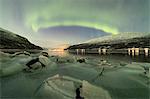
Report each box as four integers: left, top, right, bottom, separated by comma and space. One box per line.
0, 51, 150, 99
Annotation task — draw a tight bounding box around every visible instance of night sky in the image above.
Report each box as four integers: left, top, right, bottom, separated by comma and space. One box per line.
0, 0, 149, 48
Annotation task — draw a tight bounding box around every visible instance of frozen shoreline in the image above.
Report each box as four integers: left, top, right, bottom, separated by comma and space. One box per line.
0, 51, 150, 99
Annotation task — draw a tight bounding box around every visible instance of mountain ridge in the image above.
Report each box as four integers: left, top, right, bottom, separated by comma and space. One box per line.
67, 33, 150, 49
0, 28, 42, 50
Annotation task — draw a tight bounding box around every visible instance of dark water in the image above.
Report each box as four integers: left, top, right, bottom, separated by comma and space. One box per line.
66, 51, 150, 63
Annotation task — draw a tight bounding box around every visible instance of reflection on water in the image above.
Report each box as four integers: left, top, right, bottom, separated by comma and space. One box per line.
144, 48, 149, 57
81, 49, 85, 55
131, 48, 135, 56
98, 48, 101, 54
48, 50, 150, 63
127, 48, 149, 57
135, 48, 139, 56
76, 49, 79, 55
128, 48, 131, 55
102, 48, 107, 55
74, 48, 149, 57
48, 50, 69, 56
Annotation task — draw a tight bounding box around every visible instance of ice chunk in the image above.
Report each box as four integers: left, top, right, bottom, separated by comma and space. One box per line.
0, 62, 23, 77
35, 74, 111, 99
0, 51, 10, 57
0, 51, 11, 62
11, 51, 30, 57
39, 55, 50, 66
82, 80, 111, 99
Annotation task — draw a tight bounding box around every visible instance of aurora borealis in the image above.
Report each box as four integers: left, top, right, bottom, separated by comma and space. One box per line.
0, 0, 149, 48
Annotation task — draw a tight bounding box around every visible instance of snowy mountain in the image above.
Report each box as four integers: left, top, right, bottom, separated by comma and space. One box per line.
0, 28, 42, 50
85, 32, 149, 44
67, 33, 150, 49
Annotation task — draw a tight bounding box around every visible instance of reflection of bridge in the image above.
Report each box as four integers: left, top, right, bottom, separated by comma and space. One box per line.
68, 48, 150, 56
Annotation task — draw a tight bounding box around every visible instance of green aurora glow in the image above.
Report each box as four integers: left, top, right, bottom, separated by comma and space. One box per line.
0, 0, 149, 47
1, 0, 149, 34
